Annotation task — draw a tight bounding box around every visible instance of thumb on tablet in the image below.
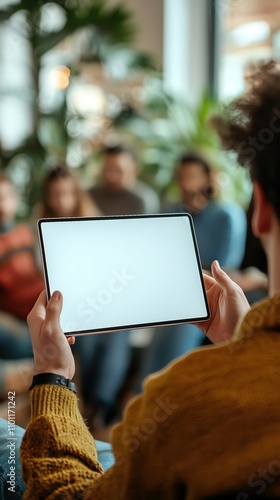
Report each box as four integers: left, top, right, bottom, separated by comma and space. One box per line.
44, 291, 64, 335
211, 261, 235, 291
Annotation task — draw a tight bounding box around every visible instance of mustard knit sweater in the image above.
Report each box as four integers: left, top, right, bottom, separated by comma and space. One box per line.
21, 294, 280, 499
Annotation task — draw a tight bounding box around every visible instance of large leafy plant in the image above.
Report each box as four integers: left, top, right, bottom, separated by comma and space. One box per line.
0, 0, 154, 215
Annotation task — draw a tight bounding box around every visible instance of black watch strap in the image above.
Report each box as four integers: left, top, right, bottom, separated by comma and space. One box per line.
29, 373, 77, 394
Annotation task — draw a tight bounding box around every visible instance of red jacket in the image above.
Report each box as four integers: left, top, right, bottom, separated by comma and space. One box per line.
0, 224, 44, 319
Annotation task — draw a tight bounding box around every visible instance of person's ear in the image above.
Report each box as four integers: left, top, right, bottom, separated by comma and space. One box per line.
252, 181, 273, 236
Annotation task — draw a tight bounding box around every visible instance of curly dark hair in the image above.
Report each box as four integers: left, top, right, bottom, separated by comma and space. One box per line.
212, 60, 280, 221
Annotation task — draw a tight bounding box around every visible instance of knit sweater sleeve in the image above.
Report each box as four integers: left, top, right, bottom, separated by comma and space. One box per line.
20, 367, 183, 500
20, 385, 104, 499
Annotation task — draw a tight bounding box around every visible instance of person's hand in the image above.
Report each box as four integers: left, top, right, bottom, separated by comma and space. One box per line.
195, 260, 251, 344
27, 290, 75, 379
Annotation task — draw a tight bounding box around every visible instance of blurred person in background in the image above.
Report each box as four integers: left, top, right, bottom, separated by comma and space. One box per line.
35, 165, 129, 434
89, 144, 160, 215
0, 173, 42, 431
34, 164, 100, 219
165, 152, 246, 269
134, 153, 247, 391
81, 145, 160, 433
0, 173, 44, 359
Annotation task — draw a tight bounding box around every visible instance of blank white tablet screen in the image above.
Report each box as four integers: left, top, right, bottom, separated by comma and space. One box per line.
38, 214, 209, 335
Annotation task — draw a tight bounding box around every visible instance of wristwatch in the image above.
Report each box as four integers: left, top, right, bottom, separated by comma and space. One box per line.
29, 373, 77, 393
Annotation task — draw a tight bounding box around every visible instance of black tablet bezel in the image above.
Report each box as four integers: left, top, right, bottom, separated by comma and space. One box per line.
38, 213, 210, 336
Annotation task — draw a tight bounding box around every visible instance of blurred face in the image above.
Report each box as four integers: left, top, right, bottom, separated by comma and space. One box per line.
102, 153, 137, 191
178, 162, 211, 212
46, 177, 78, 217
0, 180, 18, 223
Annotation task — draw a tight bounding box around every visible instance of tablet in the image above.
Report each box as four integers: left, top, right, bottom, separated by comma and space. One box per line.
38, 214, 209, 335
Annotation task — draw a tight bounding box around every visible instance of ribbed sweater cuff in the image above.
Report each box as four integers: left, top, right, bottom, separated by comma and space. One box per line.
30, 384, 78, 419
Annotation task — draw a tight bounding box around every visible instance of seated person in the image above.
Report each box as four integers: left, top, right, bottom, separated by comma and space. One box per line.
85, 149, 159, 427
0, 174, 44, 358
34, 164, 100, 219
89, 144, 160, 215
134, 153, 247, 389
34, 165, 128, 430
163, 152, 247, 269
19, 61, 280, 498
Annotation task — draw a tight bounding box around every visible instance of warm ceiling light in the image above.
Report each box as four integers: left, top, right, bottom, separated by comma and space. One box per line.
49, 66, 71, 89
